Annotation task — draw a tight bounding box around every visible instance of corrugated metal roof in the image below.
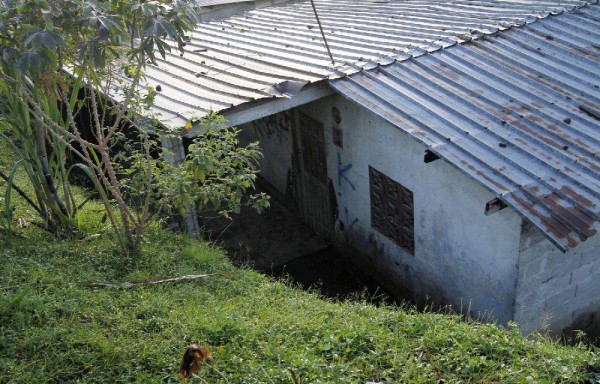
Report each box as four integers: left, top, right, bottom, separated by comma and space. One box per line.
330, 4, 600, 251
123, 0, 593, 128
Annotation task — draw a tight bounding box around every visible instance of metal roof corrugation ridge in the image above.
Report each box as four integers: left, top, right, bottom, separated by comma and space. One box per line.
463, 40, 600, 144
330, 3, 600, 251
184, 31, 331, 76
376, 62, 592, 199
138, 0, 594, 129
387, 55, 600, 216
148, 56, 262, 101
220, 18, 410, 57
188, 27, 331, 66
473, 34, 600, 92
195, 22, 367, 62
164, 47, 299, 84
433, 46, 600, 173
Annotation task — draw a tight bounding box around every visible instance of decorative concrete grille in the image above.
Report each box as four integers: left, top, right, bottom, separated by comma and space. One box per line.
369, 166, 415, 254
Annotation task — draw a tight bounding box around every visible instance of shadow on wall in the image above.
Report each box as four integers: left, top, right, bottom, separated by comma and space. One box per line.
563, 312, 600, 346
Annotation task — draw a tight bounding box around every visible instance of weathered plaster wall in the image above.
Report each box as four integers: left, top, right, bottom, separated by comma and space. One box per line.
298, 95, 523, 324
236, 95, 599, 334
515, 226, 600, 336
239, 110, 294, 195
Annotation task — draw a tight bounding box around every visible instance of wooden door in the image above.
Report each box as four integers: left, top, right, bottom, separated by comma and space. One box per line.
295, 112, 333, 239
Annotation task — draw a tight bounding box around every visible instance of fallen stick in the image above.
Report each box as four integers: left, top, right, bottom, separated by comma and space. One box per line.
1, 273, 216, 292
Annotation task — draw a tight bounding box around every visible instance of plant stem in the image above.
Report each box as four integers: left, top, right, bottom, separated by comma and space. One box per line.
0, 169, 45, 217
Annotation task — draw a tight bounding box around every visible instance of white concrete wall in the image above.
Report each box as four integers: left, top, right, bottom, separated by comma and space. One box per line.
298, 95, 523, 324
237, 95, 599, 334
238, 110, 294, 195
515, 224, 600, 336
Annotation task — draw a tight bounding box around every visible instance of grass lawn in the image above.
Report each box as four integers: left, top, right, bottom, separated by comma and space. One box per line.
1, 227, 599, 384
1, 139, 599, 383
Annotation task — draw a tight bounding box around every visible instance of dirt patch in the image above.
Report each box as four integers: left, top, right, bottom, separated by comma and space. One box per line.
200, 200, 328, 270
269, 245, 397, 304
199, 194, 395, 304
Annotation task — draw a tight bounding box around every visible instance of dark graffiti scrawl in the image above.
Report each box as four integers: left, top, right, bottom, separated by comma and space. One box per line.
252, 110, 293, 143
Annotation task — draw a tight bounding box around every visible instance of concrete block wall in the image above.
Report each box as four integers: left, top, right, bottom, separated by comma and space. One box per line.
515, 222, 600, 335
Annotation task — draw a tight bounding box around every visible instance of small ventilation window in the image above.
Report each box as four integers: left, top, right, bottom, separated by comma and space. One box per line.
369, 166, 415, 255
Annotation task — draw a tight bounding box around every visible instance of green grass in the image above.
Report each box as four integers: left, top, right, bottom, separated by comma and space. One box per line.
1, 137, 599, 383
1, 229, 599, 384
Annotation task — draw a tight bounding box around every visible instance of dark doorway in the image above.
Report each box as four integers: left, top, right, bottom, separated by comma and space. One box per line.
294, 112, 334, 239
197, 186, 394, 305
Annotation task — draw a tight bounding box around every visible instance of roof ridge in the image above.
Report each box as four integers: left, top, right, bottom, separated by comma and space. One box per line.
125, 0, 599, 129
332, 0, 598, 77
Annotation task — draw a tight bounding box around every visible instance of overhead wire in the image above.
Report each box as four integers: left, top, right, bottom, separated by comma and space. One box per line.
309, 0, 335, 65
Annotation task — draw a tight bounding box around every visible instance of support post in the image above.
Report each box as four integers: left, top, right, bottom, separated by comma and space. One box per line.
161, 135, 201, 236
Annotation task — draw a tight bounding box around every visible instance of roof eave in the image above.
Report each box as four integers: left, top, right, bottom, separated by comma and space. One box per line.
186, 80, 334, 136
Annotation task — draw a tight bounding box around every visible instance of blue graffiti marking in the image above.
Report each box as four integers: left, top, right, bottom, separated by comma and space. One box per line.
337, 152, 355, 190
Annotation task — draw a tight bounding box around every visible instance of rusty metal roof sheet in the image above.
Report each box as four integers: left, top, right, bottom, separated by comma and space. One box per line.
330, 4, 600, 251
125, 0, 593, 129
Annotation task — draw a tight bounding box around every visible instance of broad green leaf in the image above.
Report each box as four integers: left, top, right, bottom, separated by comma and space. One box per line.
1, 48, 18, 65
24, 29, 65, 52
144, 16, 178, 39
16, 51, 44, 75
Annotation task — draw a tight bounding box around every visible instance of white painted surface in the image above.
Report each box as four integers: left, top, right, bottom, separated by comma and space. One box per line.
238, 111, 294, 195
298, 95, 523, 324
238, 93, 599, 332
